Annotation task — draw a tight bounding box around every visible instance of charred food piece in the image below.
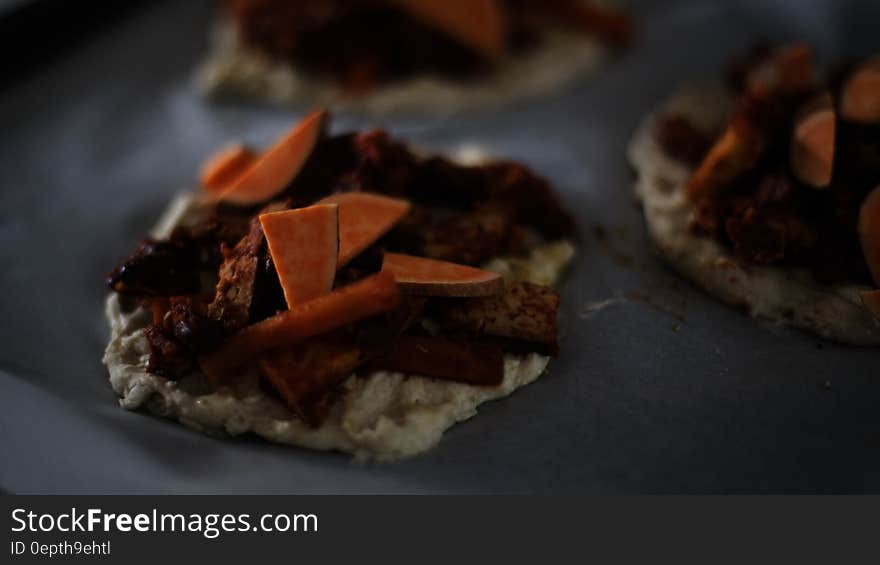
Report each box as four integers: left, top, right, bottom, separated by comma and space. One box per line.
207, 216, 267, 333
433, 281, 560, 350
107, 230, 202, 297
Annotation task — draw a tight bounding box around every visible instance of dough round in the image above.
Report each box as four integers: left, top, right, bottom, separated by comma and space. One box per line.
104, 158, 575, 459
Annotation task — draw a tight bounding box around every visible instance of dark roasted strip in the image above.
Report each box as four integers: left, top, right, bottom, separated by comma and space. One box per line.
258, 333, 363, 426
207, 217, 266, 333
107, 235, 201, 297
366, 335, 504, 386
433, 281, 560, 347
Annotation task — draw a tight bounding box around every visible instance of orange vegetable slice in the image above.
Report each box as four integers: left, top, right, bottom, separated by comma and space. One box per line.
382, 252, 503, 297
790, 92, 836, 189
388, 0, 505, 61
219, 109, 328, 206
316, 192, 411, 266
859, 184, 880, 286
199, 143, 258, 194
199, 270, 400, 381
259, 204, 339, 308
840, 55, 880, 124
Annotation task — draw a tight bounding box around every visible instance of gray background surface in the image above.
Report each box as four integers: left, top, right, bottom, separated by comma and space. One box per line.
0, 0, 878, 493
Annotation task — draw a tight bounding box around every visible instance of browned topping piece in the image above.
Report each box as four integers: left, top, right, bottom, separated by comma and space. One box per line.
106, 233, 201, 297
419, 209, 517, 266
685, 96, 770, 201
144, 325, 195, 379
164, 297, 223, 352
145, 297, 223, 381
346, 130, 419, 197
207, 217, 266, 333
367, 335, 504, 386
481, 161, 576, 239
655, 115, 712, 167
259, 334, 363, 426
434, 281, 560, 348
690, 170, 819, 265
840, 55, 880, 124
790, 92, 836, 189
725, 202, 818, 264
356, 296, 427, 355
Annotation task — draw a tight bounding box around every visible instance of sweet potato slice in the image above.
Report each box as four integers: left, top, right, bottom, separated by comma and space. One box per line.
259, 204, 339, 308
259, 334, 363, 426
840, 55, 880, 124
367, 335, 504, 386
861, 289, 880, 321
790, 92, 836, 189
859, 184, 880, 286
200, 143, 258, 194
388, 0, 505, 61
316, 192, 411, 266
219, 110, 328, 206
382, 252, 503, 297
199, 271, 400, 381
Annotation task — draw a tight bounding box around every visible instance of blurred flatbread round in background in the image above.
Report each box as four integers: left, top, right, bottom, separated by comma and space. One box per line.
628, 83, 880, 345
197, 21, 607, 116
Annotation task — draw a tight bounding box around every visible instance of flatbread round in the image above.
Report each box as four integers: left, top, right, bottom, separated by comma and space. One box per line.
103, 152, 575, 460
197, 21, 606, 115
627, 83, 880, 345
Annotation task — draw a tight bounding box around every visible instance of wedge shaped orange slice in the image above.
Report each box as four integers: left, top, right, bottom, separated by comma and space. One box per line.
219, 109, 328, 206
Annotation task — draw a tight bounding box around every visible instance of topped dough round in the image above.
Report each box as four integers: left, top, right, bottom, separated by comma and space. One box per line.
628, 84, 880, 345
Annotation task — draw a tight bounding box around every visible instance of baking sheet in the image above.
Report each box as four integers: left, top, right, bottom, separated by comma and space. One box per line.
1, 0, 879, 493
